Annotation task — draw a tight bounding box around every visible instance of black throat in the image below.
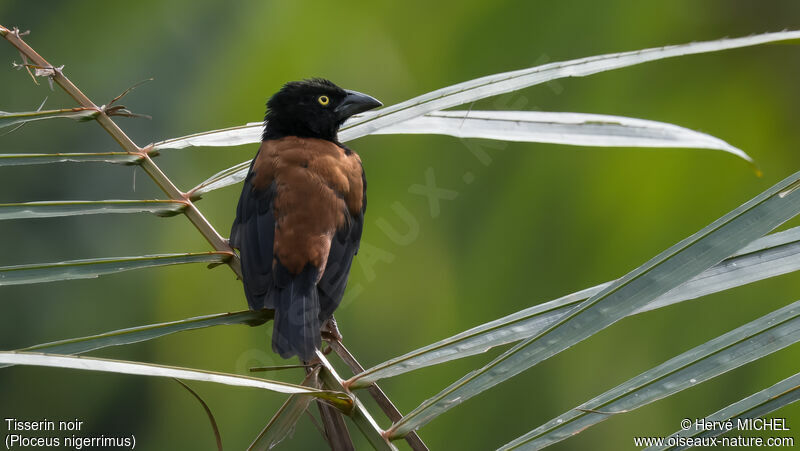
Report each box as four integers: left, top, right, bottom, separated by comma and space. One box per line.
262, 113, 339, 142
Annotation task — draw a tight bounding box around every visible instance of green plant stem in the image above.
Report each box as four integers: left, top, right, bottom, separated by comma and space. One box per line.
0, 25, 241, 277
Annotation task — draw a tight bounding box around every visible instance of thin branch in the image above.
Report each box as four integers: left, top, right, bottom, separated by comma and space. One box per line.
315, 353, 397, 451
316, 399, 355, 450
249, 364, 309, 372
108, 77, 154, 106
173, 379, 223, 451
330, 340, 428, 450
0, 25, 242, 278
306, 363, 355, 450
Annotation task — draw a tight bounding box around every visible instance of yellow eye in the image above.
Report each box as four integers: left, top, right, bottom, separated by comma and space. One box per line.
317, 95, 330, 106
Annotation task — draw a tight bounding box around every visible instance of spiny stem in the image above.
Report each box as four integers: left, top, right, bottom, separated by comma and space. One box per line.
1, 25, 242, 278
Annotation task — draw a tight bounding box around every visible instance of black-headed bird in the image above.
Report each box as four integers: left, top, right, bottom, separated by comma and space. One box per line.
230, 79, 381, 362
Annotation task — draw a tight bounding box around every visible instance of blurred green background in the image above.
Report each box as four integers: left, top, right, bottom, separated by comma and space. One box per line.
2, 1, 800, 449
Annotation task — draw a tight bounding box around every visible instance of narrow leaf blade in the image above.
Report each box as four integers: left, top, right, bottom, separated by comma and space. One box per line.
349, 226, 800, 388
0, 310, 272, 369
499, 300, 800, 450
341, 31, 800, 140
0, 152, 143, 167
0, 252, 231, 286
249, 368, 320, 451
388, 170, 800, 438
645, 372, 800, 451
183, 31, 799, 195
371, 111, 754, 164
0, 352, 352, 409
154, 122, 262, 150
0, 107, 98, 128
0, 200, 187, 220
189, 161, 250, 200
640, 225, 800, 312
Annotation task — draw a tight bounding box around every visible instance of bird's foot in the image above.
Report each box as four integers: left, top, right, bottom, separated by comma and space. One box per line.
320, 317, 343, 343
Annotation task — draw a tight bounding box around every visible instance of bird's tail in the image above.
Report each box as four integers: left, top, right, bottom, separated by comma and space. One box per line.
271, 264, 322, 362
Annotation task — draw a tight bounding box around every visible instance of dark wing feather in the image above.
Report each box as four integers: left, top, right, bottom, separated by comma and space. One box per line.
272, 263, 321, 361
230, 160, 276, 310
317, 169, 366, 320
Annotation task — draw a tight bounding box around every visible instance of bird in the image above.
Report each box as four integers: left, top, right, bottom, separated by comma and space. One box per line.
230, 78, 382, 362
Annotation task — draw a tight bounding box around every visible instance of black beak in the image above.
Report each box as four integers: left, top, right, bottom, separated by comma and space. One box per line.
335, 89, 382, 121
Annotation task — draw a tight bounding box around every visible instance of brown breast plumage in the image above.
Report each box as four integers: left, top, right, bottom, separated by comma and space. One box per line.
251, 136, 364, 275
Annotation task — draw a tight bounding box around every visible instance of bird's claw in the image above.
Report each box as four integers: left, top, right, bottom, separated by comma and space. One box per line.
320, 317, 343, 343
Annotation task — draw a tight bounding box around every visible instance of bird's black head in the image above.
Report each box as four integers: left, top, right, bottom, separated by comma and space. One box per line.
263, 78, 382, 142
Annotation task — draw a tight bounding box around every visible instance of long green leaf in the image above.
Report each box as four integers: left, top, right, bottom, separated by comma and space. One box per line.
348, 226, 800, 388
387, 171, 800, 439
0, 252, 231, 286
645, 372, 800, 451
0, 107, 98, 128
498, 299, 800, 450
340, 31, 800, 141
249, 368, 320, 451
0, 152, 143, 167
0, 200, 187, 220
0, 352, 352, 410
0, 310, 271, 369
640, 225, 800, 312
184, 31, 799, 195
371, 111, 754, 164
188, 160, 250, 200
185, 108, 757, 199
156, 108, 752, 164
154, 122, 262, 150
